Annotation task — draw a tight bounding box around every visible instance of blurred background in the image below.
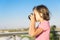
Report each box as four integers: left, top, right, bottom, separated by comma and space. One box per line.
0, 0, 60, 40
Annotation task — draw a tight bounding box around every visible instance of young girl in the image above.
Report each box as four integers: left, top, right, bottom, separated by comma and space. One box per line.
29, 5, 50, 40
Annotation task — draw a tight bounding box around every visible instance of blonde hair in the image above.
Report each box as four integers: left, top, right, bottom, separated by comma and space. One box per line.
33, 5, 50, 21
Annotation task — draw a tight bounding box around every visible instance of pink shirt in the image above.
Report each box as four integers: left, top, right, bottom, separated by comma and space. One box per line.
35, 21, 50, 40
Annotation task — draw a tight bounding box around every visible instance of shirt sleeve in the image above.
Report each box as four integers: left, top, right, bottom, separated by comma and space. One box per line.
38, 22, 49, 31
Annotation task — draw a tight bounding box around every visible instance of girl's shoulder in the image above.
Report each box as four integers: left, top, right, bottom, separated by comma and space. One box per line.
41, 20, 49, 25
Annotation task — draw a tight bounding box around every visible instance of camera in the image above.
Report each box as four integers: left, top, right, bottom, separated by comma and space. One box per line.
28, 13, 33, 20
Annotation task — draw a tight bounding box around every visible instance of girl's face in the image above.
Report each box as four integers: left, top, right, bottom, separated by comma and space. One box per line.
33, 9, 41, 22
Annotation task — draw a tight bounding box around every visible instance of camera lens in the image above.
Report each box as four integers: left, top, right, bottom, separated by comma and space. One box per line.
28, 13, 33, 20
31, 13, 33, 15
28, 15, 31, 20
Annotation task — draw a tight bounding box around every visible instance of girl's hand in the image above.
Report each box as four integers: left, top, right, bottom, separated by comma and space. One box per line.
30, 14, 35, 22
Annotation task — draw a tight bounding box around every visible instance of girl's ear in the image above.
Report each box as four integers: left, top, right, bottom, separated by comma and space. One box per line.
40, 14, 43, 17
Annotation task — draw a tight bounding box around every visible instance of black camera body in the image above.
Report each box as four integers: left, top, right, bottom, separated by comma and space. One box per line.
28, 13, 33, 20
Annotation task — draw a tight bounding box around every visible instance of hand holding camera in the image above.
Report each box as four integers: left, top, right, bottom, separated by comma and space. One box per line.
28, 13, 36, 22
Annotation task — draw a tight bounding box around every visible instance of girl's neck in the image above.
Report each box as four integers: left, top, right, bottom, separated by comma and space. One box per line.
39, 19, 45, 23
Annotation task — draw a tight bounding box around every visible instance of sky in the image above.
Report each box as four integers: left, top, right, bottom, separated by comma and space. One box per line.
0, 0, 60, 29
